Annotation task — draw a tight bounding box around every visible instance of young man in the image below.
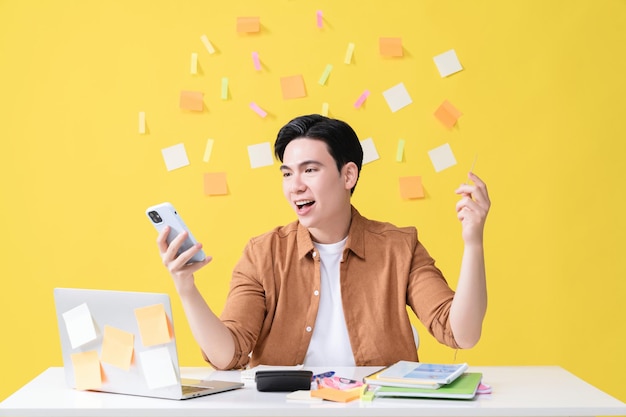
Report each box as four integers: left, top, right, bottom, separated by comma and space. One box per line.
157, 114, 490, 370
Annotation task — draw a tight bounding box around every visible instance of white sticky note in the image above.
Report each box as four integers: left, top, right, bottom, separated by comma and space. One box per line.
382, 82, 413, 113
360, 138, 380, 165
62, 303, 97, 349
433, 49, 463, 77
161, 143, 190, 171
203, 139, 214, 163
428, 143, 457, 172
139, 347, 178, 390
190, 52, 198, 74
247, 142, 274, 169
138, 111, 146, 134
200, 34, 215, 54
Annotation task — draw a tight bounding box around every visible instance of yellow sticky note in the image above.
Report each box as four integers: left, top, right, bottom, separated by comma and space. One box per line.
134, 304, 171, 347
399, 176, 425, 199
344, 42, 355, 64
203, 138, 214, 163
379, 37, 403, 57
204, 172, 228, 195
179, 91, 203, 111
434, 100, 462, 128
237, 16, 260, 33
321, 102, 329, 116
280, 75, 306, 100
310, 387, 361, 402
138, 111, 146, 134
71, 350, 102, 391
100, 325, 134, 371
190, 52, 198, 74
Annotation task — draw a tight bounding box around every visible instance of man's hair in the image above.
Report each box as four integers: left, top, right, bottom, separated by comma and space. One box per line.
274, 114, 363, 194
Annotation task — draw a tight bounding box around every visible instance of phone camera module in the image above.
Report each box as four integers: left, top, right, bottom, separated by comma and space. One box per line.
148, 211, 163, 223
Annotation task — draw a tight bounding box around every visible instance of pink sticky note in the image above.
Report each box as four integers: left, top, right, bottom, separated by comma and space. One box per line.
354, 90, 370, 108
250, 102, 267, 118
316, 11, 323, 28
252, 52, 261, 71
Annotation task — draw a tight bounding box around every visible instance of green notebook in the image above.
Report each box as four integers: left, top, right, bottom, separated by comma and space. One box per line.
373, 373, 482, 400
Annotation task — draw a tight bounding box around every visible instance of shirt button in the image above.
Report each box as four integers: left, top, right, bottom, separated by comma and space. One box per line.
312, 251, 317, 258
306, 326, 312, 332
313, 290, 319, 296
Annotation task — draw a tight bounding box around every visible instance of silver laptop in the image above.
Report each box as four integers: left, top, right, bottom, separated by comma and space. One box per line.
53, 288, 243, 400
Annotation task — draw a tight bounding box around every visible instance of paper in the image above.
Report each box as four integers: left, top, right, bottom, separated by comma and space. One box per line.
316, 10, 323, 28
428, 143, 457, 172
280, 75, 306, 99
134, 304, 172, 347
399, 176, 425, 199
100, 325, 134, 371
396, 139, 405, 162
252, 51, 261, 71
237, 16, 260, 33
247, 142, 274, 168
71, 351, 102, 390
311, 387, 361, 402
382, 82, 412, 113
360, 138, 379, 165
179, 91, 203, 111
354, 90, 370, 108
139, 347, 178, 390
138, 111, 146, 134
204, 172, 228, 195
221, 77, 229, 100
161, 143, 190, 171
379, 37, 403, 57
200, 34, 215, 54
62, 303, 97, 349
190, 53, 198, 74
203, 138, 214, 163
249, 102, 267, 118
344, 42, 355, 64
433, 49, 463, 77
318, 64, 332, 86
321, 102, 329, 116
434, 100, 462, 128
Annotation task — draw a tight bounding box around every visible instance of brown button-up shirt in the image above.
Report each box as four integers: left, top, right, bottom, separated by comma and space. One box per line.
214, 206, 458, 370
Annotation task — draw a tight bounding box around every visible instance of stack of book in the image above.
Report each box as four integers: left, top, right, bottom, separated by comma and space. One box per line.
362, 361, 483, 400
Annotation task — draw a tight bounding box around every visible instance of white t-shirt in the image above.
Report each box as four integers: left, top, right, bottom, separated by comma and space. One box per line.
303, 237, 356, 366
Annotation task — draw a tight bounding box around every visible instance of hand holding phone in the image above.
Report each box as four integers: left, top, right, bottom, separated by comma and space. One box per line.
146, 202, 206, 264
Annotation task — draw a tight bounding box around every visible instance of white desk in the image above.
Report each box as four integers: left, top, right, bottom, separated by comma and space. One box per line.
1, 366, 625, 417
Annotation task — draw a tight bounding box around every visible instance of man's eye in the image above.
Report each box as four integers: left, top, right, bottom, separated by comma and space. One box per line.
305, 167, 317, 173
282, 172, 291, 178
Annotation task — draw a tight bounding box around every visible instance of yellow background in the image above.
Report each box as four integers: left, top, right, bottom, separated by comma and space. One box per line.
1, 0, 625, 403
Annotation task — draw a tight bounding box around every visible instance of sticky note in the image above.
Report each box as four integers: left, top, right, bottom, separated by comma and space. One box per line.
100, 325, 134, 371
321, 102, 329, 116
396, 139, 405, 162
379, 37, 403, 57
344, 42, 355, 64
71, 351, 102, 391
318, 64, 332, 86
382, 82, 412, 113
252, 51, 261, 71
360, 138, 379, 165
249, 102, 267, 118
248, 142, 274, 168
433, 49, 463, 77
138, 111, 146, 134
311, 387, 361, 402
354, 90, 370, 108
434, 100, 462, 128
179, 90, 203, 111
139, 347, 178, 390
134, 304, 171, 347
203, 138, 214, 163
62, 303, 97, 349
280, 75, 306, 100
428, 143, 457, 172
190, 52, 198, 74
316, 10, 323, 28
221, 77, 229, 100
237, 16, 260, 33
200, 34, 215, 54
204, 172, 228, 195
161, 143, 190, 171
399, 176, 425, 199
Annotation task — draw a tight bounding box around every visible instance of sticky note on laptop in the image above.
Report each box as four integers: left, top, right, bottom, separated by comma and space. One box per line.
62, 303, 97, 349
134, 304, 172, 347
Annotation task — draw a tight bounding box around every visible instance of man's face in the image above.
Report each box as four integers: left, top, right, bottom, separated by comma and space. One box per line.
280, 138, 352, 240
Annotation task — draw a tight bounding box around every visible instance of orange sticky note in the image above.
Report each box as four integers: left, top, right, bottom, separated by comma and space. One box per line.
237, 16, 260, 33
134, 304, 172, 347
399, 176, 425, 199
179, 91, 203, 111
71, 350, 102, 391
434, 100, 462, 128
311, 387, 361, 402
280, 75, 306, 100
100, 325, 134, 371
204, 172, 228, 195
379, 37, 403, 57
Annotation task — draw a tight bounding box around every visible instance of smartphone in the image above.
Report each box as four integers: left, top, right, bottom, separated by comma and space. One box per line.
145, 202, 206, 263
